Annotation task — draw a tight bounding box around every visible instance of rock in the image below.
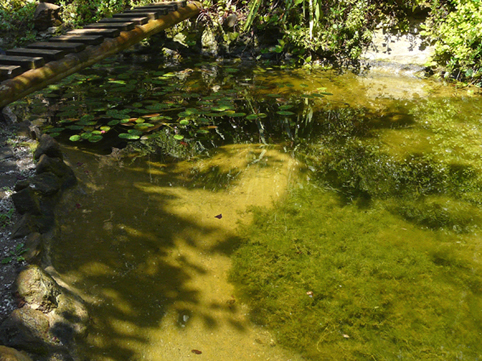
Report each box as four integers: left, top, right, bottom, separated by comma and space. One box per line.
16, 266, 60, 312
36, 155, 76, 189
29, 173, 61, 197
34, 135, 63, 161
23, 233, 43, 265
1, 107, 18, 125
11, 188, 41, 215
11, 213, 55, 239
33, 2, 62, 32
0, 307, 52, 354
0, 345, 33, 361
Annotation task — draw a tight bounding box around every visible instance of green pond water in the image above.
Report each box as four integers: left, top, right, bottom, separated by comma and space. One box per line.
15, 56, 482, 360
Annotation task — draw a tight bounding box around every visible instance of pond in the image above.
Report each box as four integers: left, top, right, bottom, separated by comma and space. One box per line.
13, 55, 482, 360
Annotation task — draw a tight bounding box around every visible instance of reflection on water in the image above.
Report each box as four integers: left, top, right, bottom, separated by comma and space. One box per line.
42, 57, 482, 360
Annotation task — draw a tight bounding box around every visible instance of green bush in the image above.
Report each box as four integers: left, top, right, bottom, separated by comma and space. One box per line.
0, 0, 37, 47
422, 0, 482, 84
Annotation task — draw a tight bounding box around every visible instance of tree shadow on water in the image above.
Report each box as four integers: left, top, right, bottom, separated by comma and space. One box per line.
53, 146, 280, 360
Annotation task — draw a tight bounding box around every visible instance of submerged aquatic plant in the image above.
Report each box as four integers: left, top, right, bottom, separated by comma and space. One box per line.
231, 183, 482, 360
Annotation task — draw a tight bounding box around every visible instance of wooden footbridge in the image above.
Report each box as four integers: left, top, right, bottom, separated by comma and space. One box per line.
0, 1, 201, 109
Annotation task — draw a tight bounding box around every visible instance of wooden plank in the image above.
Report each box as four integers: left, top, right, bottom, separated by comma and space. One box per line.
133, 4, 176, 11
49, 35, 105, 46
67, 28, 121, 38
84, 22, 136, 31
6, 48, 66, 62
149, 1, 187, 8
0, 65, 23, 80
112, 12, 160, 20
0, 55, 45, 69
125, 8, 169, 15
98, 16, 149, 25
152, 1, 187, 8
26, 42, 86, 53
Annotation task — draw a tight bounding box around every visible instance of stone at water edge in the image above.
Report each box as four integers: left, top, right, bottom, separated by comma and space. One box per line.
0, 307, 52, 354
16, 266, 60, 313
0, 345, 33, 361
34, 2, 62, 31
34, 134, 63, 161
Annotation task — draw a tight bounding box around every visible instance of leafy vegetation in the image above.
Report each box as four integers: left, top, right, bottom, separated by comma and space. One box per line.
0, 207, 14, 228
231, 183, 482, 360
1, 242, 28, 264
0, 0, 37, 47
230, 91, 482, 360
421, 0, 482, 85
1, 0, 481, 80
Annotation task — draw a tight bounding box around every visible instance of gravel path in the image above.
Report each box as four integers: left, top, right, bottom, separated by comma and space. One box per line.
0, 116, 36, 324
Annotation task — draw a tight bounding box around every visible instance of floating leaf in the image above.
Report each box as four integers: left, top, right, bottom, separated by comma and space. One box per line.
229, 113, 246, 117
277, 110, 295, 116
100, 126, 111, 132
80, 114, 95, 122
119, 133, 140, 140
88, 135, 103, 142
106, 109, 130, 119
128, 129, 143, 136
279, 104, 294, 110
107, 119, 120, 126
66, 125, 85, 130
81, 132, 94, 140
76, 120, 97, 126
69, 135, 82, 142
149, 116, 170, 121
211, 105, 233, 112
173, 134, 184, 140
135, 118, 145, 124
246, 114, 260, 120
179, 119, 190, 125
134, 123, 154, 130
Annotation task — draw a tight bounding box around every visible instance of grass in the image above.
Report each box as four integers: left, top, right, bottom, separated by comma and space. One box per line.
230, 183, 482, 360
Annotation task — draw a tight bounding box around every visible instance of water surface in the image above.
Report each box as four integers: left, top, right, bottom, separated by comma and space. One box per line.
27, 58, 482, 360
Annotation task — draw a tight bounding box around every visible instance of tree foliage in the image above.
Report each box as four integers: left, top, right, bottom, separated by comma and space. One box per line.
421, 0, 482, 84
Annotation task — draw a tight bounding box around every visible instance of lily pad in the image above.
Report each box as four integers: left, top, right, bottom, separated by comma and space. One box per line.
69, 135, 82, 142
119, 133, 140, 140
66, 125, 85, 130
107, 119, 120, 126
88, 135, 103, 142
